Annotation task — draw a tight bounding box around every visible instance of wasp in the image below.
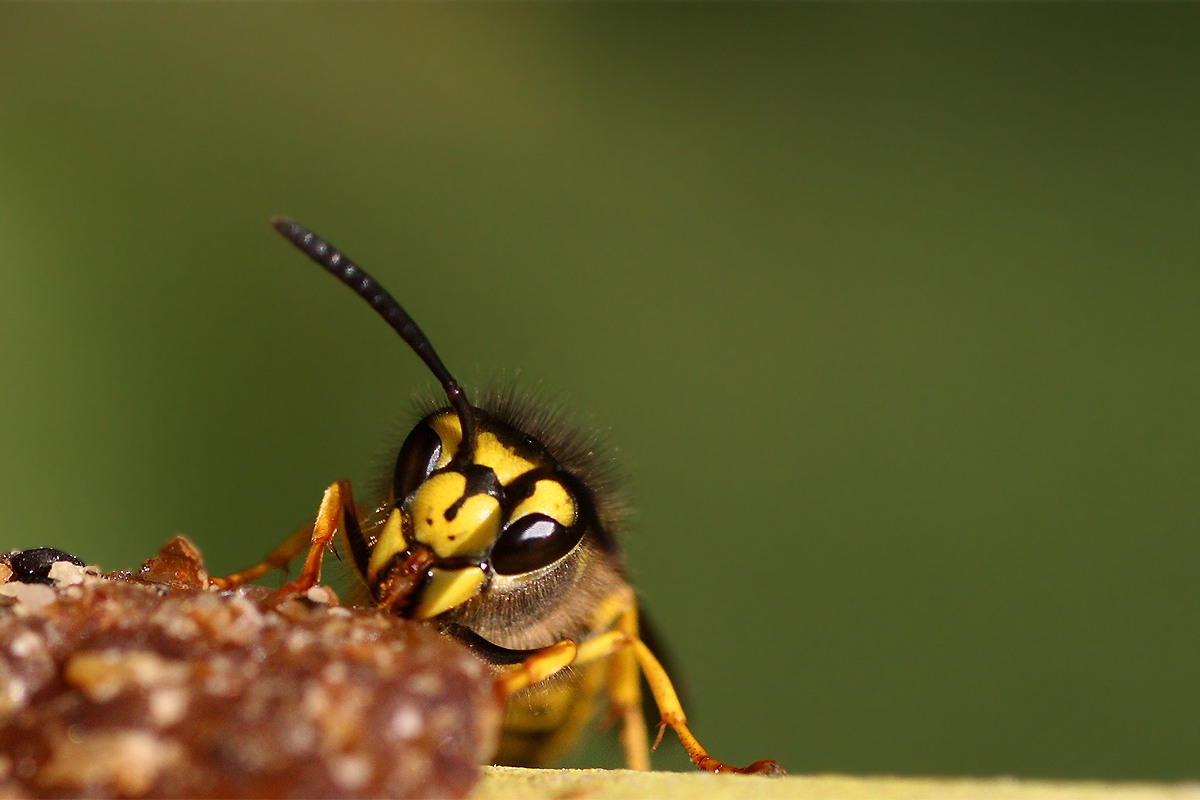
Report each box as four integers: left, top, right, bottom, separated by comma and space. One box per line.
214, 218, 783, 775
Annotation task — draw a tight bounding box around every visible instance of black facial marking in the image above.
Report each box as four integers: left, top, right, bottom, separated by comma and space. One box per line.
444, 464, 503, 521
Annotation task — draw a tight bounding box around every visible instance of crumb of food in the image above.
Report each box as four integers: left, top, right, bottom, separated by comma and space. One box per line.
0, 584, 56, 612
44, 562, 90, 587
305, 585, 339, 606
0, 537, 500, 799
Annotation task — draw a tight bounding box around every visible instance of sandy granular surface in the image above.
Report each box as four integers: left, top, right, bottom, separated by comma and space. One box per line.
0, 538, 500, 799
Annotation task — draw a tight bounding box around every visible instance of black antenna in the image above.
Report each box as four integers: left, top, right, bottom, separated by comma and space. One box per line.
271, 216, 477, 462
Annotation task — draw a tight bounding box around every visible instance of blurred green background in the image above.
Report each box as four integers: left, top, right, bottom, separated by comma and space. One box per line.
1, 4, 1196, 781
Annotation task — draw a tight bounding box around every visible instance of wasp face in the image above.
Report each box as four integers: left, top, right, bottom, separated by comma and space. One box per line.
366, 409, 593, 622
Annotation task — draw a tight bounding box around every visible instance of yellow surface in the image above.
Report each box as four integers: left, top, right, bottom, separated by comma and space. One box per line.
410, 472, 501, 559
510, 479, 575, 528
470, 767, 1199, 800
366, 508, 407, 583
411, 565, 486, 620
430, 414, 539, 486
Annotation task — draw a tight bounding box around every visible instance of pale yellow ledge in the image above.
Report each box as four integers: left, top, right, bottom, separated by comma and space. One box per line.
471, 766, 1198, 800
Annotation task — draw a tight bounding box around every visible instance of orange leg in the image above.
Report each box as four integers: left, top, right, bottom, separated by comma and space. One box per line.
211, 481, 357, 602
497, 623, 784, 775
209, 522, 315, 590
271, 480, 357, 600
495, 640, 578, 698
608, 608, 650, 771
631, 639, 785, 775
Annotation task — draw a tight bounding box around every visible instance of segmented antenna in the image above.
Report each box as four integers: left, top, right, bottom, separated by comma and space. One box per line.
271, 216, 477, 461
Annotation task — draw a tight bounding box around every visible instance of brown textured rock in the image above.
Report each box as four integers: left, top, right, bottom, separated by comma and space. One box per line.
0, 539, 501, 798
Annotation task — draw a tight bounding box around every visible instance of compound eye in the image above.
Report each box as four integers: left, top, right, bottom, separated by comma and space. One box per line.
490, 513, 584, 576
394, 423, 443, 502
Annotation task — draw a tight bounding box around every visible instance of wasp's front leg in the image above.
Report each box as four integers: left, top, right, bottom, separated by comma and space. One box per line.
208, 522, 314, 590
211, 480, 365, 601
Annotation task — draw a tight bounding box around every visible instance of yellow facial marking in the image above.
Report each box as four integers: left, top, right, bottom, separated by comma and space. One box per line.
411, 566, 486, 620
510, 479, 575, 527
367, 507, 407, 583
409, 471, 501, 558
477, 432, 539, 485
429, 413, 461, 470
428, 413, 538, 485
